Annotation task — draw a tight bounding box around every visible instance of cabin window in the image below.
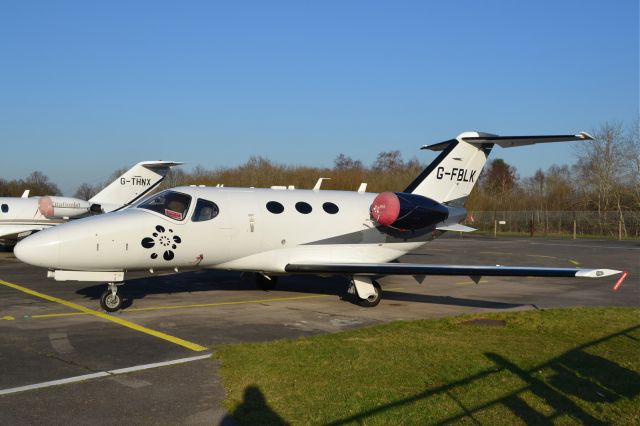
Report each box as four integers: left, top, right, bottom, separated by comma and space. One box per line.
138, 190, 192, 221
192, 198, 219, 222
295, 202, 312, 214
322, 202, 339, 214
1, 204, 7, 213
266, 201, 284, 214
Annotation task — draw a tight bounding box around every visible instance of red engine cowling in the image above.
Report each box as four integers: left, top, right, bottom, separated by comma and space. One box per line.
370, 192, 449, 230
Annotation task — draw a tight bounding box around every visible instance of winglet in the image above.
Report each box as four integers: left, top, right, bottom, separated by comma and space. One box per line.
21, 190, 30, 198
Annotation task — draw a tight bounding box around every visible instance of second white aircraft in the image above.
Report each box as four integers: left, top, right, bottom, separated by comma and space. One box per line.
14, 131, 625, 311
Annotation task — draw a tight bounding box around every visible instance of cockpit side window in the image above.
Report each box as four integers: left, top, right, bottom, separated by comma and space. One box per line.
138, 190, 192, 221
1, 204, 8, 213
192, 199, 219, 222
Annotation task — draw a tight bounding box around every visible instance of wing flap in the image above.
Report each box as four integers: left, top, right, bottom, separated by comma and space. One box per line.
285, 262, 621, 279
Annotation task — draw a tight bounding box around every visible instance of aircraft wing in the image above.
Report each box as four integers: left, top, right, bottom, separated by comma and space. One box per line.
0, 224, 50, 242
285, 262, 622, 279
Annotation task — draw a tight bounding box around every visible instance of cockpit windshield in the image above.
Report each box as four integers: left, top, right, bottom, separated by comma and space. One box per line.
137, 190, 192, 221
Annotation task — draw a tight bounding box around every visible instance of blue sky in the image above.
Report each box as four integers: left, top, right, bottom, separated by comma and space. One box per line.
1, 0, 638, 195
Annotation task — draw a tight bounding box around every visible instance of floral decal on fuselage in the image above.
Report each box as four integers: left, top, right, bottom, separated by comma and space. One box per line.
141, 225, 182, 261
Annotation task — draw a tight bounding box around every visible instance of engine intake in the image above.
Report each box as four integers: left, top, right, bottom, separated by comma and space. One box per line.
370, 192, 449, 230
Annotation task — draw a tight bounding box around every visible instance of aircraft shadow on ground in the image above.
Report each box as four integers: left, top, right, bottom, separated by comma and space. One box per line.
74, 270, 525, 311
224, 325, 640, 426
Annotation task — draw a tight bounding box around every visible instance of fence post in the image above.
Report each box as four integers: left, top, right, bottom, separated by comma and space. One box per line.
619, 220, 622, 241
573, 220, 576, 240
494, 220, 497, 238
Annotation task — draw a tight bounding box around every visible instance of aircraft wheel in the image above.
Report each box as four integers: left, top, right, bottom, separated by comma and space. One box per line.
257, 275, 277, 291
100, 289, 123, 312
357, 280, 382, 307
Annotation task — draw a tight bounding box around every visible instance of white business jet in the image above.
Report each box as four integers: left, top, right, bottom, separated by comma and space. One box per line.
0, 161, 181, 244
14, 132, 625, 311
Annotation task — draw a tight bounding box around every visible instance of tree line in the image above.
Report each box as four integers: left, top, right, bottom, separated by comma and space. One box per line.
2, 121, 637, 216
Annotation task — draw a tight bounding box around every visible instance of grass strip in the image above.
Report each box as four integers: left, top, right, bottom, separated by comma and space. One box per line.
216, 307, 640, 425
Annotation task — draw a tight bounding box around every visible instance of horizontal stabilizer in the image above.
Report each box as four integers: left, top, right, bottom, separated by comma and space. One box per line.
424, 132, 593, 151
285, 262, 621, 279
436, 224, 476, 232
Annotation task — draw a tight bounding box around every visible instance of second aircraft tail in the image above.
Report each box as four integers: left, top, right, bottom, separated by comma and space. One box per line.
89, 161, 183, 212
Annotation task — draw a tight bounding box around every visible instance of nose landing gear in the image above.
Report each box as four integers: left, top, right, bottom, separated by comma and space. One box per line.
348, 276, 382, 307
100, 282, 124, 312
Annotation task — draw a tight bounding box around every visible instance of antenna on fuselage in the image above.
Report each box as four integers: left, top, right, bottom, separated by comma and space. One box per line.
313, 178, 331, 191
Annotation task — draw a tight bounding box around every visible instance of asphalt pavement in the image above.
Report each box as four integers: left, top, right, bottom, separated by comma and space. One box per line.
0, 234, 637, 424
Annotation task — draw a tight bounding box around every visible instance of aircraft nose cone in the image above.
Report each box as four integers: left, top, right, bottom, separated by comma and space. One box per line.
14, 232, 60, 269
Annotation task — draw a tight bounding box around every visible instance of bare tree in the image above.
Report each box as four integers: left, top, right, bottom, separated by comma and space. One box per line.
372, 151, 404, 171
334, 154, 363, 170
73, 183, 99, 200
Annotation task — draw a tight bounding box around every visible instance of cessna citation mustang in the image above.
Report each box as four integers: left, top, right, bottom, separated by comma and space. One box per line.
0, 161, 181, 245
15, 132, 626, 312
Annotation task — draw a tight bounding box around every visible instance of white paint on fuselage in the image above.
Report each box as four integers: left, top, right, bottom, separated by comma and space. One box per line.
16, 186, 432, 274
0, 197, 56, 225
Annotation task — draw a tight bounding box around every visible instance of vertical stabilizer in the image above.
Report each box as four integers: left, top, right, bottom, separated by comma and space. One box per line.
403, 131, 592, 206
89, 161, 182, 212
404, 132, 495, 205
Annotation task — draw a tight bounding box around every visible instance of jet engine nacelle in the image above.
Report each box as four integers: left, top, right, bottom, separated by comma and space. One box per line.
370, 192, 449, 230
38, 196, 91, 219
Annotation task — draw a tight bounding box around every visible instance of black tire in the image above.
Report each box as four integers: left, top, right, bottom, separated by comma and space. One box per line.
257, 275, 277, 291
357, 280, 382, 307
100, 289, 123, 312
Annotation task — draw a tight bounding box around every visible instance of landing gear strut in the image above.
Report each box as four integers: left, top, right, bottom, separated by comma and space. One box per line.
349, 276, 382, 307
100, 282, 124, 312
256, 274, 278, 291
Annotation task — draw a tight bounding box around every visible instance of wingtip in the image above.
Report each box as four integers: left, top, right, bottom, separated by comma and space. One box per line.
577, 131, 594, 140
575, 269, 622, 278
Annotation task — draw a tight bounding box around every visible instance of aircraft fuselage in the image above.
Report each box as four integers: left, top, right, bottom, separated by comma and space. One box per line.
15, 186, 459, 274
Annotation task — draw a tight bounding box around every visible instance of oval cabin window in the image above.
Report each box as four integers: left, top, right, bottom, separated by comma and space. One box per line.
295, 202, 312, 214
322, 202, 339, 214
266, 201, 285, 214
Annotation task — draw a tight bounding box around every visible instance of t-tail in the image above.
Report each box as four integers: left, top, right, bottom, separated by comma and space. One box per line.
404, 131, 594, 207
89, 161, 183, 213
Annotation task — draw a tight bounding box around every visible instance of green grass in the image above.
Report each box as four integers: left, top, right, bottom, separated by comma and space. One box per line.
215, 308, 640, 425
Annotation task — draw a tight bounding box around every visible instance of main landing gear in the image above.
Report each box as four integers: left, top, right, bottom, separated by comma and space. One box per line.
349, 276, 382, 307
100, 282, 124, 312
256, 273, 278, 291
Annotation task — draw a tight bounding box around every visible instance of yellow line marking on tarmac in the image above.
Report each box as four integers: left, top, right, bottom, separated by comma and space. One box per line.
527, 254, 557, 259
1, 315, 15, 321
32, 312, 85, 319
454, 280, 490, 285
569, 259, 581, 266
0, 279, 207, 352
126, 294, 330, 312
479, 251, 511, 255
30, 288, 406, 317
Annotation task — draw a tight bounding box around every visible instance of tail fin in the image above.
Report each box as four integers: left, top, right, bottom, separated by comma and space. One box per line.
404, 131, 593, 205
89, 161, 182, 212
